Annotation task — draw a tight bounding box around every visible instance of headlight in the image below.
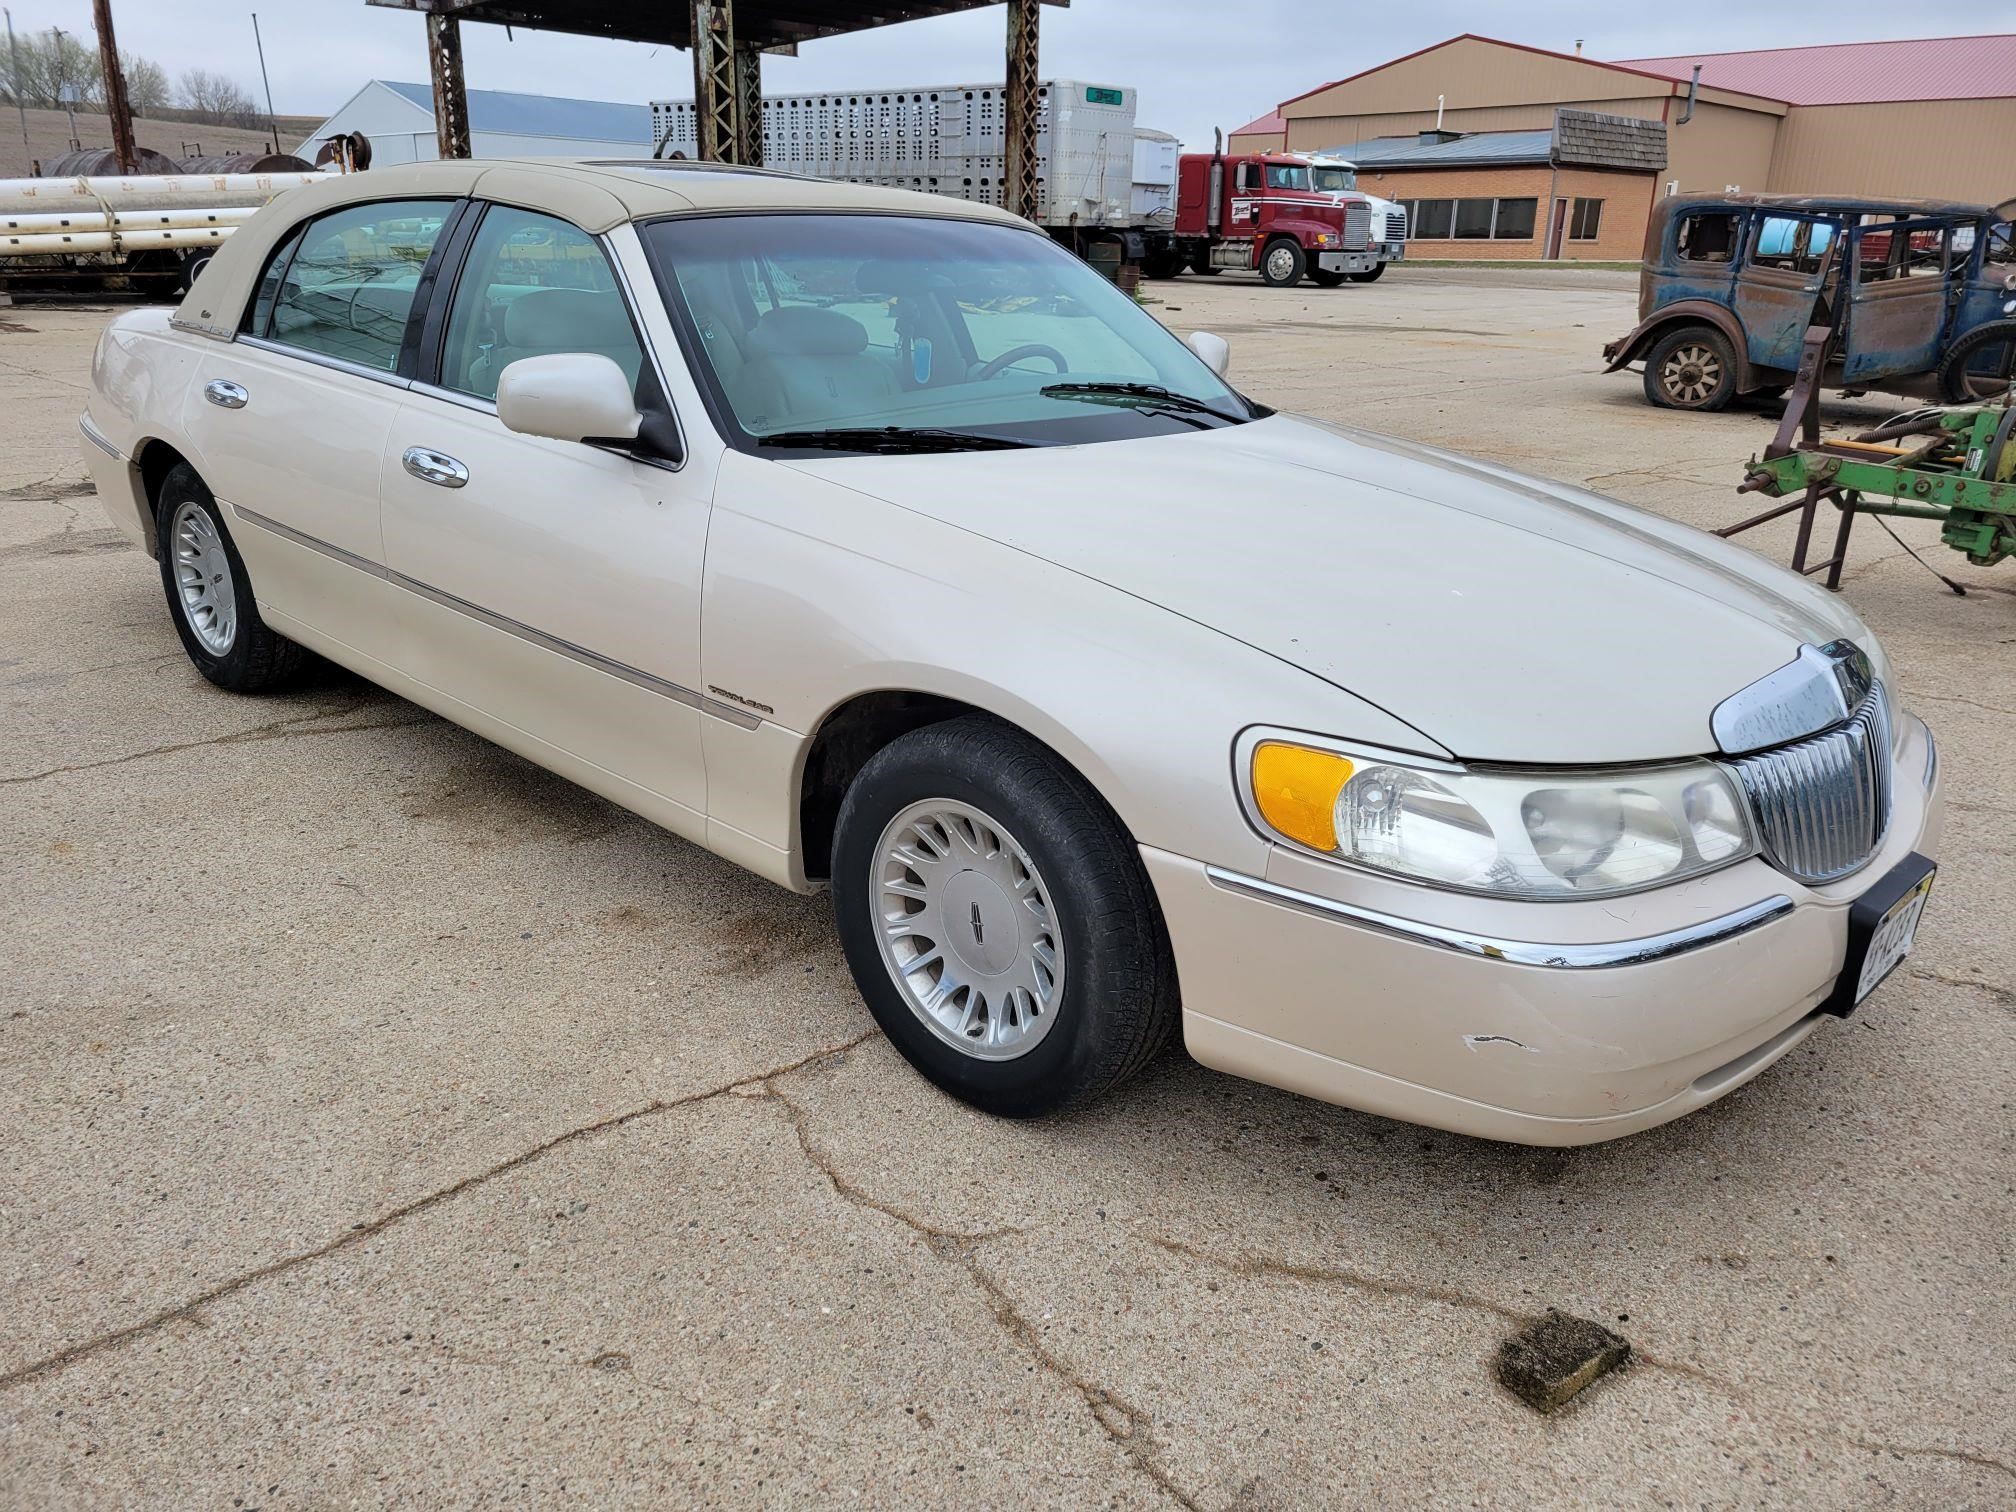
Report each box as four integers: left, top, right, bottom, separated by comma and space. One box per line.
1246, 737, 1755, 900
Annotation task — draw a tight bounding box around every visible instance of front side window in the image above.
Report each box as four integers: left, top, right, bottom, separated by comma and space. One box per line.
1265, 163, 1310, 191
642, 212, 1249, 451
1749, 215, 1837, 275
253, 199, 454, 371
439, 205, 644, 401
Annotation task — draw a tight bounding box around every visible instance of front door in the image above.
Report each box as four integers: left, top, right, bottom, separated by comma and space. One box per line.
1842, 217, 1953, 383
378, 203, 712, 833
1733, 212, 1840, 372
185, 197, 459, 639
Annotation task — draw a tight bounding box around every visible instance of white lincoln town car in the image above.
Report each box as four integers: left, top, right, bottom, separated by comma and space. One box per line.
79, 159, 1942, 1144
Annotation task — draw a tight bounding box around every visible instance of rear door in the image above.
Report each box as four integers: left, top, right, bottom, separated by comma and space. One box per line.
1733, 212, 1839, 371
377, 201, 713, 832
1842, 216, 1953, 382
184, 196, 460, 638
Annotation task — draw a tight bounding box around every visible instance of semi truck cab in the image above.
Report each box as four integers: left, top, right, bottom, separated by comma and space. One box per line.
1307, 155, 1407, 281
1169, 149, 1378, 287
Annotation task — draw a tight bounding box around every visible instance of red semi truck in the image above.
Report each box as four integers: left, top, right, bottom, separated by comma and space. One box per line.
1161, 147, 1378, 288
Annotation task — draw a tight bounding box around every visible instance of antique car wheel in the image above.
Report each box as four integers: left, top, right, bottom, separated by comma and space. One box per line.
1937, 320, 2016, 402
831, 716, 1177, 1117
1260, 238, 1306, 288
1644, 326, 1737, 411
154, 463, 311, 693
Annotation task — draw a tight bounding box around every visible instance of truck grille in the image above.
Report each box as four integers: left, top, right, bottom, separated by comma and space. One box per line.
1342, 203, 1372, 247
1725, 684, 1892, 885
1386, 207, 1407, 242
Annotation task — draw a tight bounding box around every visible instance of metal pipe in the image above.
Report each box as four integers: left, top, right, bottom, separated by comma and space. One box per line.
1207, 126, 1222, 233
252, 12, 281, 156
0, 171, 321, 213
3, 225, 237, 254
1678, 65, 1701, 126
4, 205, 255, 232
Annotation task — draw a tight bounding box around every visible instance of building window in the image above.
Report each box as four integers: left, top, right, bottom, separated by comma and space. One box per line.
1405, 197, 1537, 240
1408, 198, 1455, 239
1570, 198, 1603, 241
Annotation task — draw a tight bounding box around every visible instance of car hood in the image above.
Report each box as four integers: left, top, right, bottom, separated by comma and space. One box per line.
784, 414, 1870, 764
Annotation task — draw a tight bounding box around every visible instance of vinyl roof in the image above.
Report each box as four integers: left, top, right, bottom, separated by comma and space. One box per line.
379, 80, 650, 144
1619, 34, 2016, 106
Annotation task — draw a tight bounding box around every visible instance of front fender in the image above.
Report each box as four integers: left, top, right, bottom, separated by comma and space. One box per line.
696, 450, 1439, 888
1603, 300, 1755, 385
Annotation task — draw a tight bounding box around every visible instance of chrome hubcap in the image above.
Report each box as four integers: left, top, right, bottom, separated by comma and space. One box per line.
171, 499, 236, 656
1266, 246, 1296, 280
1662, 344, 1723, 404
872, 799, 1065, 1061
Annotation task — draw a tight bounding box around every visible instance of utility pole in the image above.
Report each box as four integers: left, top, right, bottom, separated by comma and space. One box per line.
5, 9, 31, 168
251, 12, 279, 155
90, 0, 138, 173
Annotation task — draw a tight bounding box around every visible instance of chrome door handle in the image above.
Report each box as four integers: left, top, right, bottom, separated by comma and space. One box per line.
402, 447, 469, 488
203, 379, 248, 409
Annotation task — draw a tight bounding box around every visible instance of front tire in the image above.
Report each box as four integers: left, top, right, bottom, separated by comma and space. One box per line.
1308, 269, 1347, 288
1260, 237, 1305, 288
832, 716, 1178, 1117
1347, 262, 1386, 283
1644, 325, 1738, 411
154, 463, 310, 693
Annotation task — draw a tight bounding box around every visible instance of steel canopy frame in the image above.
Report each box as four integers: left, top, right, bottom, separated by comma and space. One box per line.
366, 0, 1065, 218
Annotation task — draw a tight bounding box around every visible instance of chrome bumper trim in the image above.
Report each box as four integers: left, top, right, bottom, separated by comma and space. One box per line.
1202, 865, 1795, 970
78, 413, 121, 459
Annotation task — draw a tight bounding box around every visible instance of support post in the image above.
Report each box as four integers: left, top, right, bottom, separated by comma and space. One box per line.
427, 11, 471, 160
690, 1, 739, 164
1002, 0, 1041, 223
90, 0, 137, 174
732, 41, 763, 166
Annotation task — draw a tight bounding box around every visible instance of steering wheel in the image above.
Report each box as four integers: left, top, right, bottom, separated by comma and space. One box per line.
973, 343, 1069, 381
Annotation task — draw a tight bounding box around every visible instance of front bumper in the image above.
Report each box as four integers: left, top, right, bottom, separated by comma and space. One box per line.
1316, 250, 1378, 274
1377, 240, 1404, 261
1147, 715, 1943, 1145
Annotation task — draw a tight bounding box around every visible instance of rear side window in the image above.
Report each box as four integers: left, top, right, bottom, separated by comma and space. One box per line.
1675, 211, 1739, 263
252, 199, 455, 371
438, 205, 643, 401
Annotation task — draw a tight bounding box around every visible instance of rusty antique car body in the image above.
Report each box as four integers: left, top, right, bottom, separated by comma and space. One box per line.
1605, 193, 2016, 411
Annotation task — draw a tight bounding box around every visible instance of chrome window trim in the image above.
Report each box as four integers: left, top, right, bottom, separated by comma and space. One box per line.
229, 503, 758, 729
79, 413, 121, 459
1203, 864, 1795, 970
1923, 722, 1938, 791
410, 380, 496, 415
236, 333, 415, 390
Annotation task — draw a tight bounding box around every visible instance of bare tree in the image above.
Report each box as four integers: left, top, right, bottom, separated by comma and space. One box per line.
122, 54, 170, 116
177, 67, 260, 126
3, 27, 105, 108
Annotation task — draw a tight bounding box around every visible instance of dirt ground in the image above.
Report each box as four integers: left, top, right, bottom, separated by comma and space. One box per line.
0, 106, 322, 177
1, 265, 2011, 1508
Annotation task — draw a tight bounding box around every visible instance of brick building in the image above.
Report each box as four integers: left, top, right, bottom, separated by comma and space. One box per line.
1226, 32, 2016, 261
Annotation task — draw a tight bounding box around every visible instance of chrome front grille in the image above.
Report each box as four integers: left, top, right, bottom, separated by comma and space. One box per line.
1726, 684, 1892, 884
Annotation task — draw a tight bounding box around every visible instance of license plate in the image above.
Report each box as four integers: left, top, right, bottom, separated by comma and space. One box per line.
1824, 854, 1936, 1016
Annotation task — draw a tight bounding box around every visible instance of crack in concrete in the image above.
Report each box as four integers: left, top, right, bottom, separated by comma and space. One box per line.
1908, 968, 2016, 1009
763, 1078, 1201, 1511
0, 1030, 879, 1394
1913, 691, 2016, 719
1151, 1234, 2014, 1482
0, 700, 432, 786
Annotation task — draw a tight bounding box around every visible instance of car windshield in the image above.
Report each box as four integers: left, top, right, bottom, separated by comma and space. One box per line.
1311, 166, 1356, 193
641, 213, 1251, 452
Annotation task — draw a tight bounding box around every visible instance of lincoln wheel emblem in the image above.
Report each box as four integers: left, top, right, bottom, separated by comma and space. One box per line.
970, 902, 985, 944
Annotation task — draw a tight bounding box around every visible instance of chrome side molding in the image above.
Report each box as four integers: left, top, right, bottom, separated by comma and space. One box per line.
1203, 865, 1794, 970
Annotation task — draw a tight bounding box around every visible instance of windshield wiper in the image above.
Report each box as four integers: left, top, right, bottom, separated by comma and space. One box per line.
1039, 382, 1244, 424
756, 426, 1034, 454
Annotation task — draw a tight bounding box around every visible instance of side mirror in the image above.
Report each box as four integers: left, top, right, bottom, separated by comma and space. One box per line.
496, 352, 642, 445
1185, 330, 1231, 378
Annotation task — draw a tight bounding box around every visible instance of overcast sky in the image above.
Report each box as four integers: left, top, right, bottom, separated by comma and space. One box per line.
3, 0, 1983, 150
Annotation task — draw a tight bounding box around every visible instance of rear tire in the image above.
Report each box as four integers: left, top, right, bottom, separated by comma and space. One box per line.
154, 463, 311, 693
1643, 325, 1738, 411
832, 716, 1178, 1117
1308, 269, 1347, 288
1187, 247, 1220, 276
1142, 248, 1184, 280
1347, 262, 1386, 283
1260, 237, 1305, 288
1937, 320, 2016, 402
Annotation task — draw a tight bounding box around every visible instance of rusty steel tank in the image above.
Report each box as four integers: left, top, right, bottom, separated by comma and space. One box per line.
179, 152, 316, 175
41, 146, 181, 177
